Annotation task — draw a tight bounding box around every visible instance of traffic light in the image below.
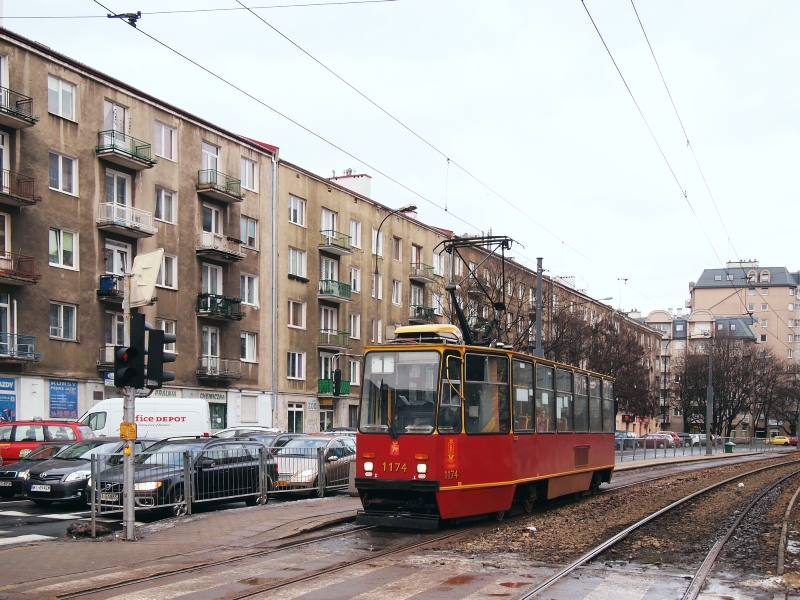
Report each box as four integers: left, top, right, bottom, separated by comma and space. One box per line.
145, 328, 176, 389
333, 368, 342, 397
114, 313, 145, 388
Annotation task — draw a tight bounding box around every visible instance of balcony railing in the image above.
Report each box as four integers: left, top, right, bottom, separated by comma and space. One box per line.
319, 230, 352, 254
96, 274, 123, 301
196, 356, 243, 379
196, 232, 246, 262
318, 279, 351, 301
0, 333, 42, 360
196, 170, 244, 202
409, 262, 435, 283
409, 304, 436, 323
96, 203, 157, 237
95, 130, 157, 168
318, 378, 351, 395
467, 277, 489, 294
196, 293, 245, 320
0, 86, 37, 126
0, 169, 41, 206
0, 252, 41, 284
318, 329, 351, 348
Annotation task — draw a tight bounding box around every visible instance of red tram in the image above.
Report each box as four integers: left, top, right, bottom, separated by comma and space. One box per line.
355, 324, 616, 529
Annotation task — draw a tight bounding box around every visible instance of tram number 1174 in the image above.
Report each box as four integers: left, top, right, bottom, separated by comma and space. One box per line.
444, 470, 458, 480
382, 462, 407, 472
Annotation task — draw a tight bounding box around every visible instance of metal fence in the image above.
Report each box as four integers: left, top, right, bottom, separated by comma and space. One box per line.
270, 446, 353, 498
615, 435, 779, 462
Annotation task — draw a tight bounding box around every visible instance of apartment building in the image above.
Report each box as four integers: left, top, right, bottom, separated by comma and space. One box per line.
273, 164, 451, 433
688, 261, 799, 371
0, 29, 275, 427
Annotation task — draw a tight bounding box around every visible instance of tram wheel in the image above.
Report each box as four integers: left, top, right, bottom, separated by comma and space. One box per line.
494, 510, 505, 521
524, 501, 533, 513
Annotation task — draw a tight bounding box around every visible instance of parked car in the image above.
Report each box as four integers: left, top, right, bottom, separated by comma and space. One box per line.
96, 437, 275, 517
274, 435, 356, 495
0, 420, 94, 465
614, 431, 637, 450
24, 438, 158, 506
637, 433, 675, 449
769, 435, 790, 446
672, 432, 693, 448
661, 431, 683, 447
694, 434, 720, 447
243, 432, 306, 450
789, 436, 798, 447
213, 426, 282, 438
0, 442, 74, 498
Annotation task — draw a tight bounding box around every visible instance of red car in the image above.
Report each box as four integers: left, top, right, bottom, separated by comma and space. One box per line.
790, 436, 798, 447
0, 420, 94, 464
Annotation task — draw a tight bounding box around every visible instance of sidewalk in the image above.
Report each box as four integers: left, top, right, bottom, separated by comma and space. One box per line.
0, 495, 362, 600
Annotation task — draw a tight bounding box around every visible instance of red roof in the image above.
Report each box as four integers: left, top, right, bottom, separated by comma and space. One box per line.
243, 137, 279, 154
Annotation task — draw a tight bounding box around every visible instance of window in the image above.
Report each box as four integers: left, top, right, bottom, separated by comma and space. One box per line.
714, 274, 722, 281
789, 350, 794, 359
350, 266, 361, 294
240, 332, 257, 362
287, 351, 305, 379
288, 300, 305, 328
48, 152, 76, 194
748, 288, 756, 296
287, 403, 304, 433
153, 122, 176, 160
791, 288, 796, 296
730, 324, 736, 331
104, 169, 130, 206
464, 353, 510, 434
350, 313, 361, 339
371, 228, 383, 257
589, 377, 602, 433
350, 359, 361, 386
50, 302, 76, 340
155, 318, 176, 352
241, 395, 258, 423
433, 293, 443, 315
512, 359, 534, 431
201, 263, 223, 295
240, 216, 257, 249
288, 195, 306, 226
789, 334, 794, 343
675, 324, 684, 331
49, 228, 77, 269
392, 280, 402, 305
454, 256, 463, 277
789, 319, 795, 327
370, 318, 383, 343
762, 288, 769, 295
201, 142, 219, 172
156, 254, 177, 289
350, 219, 361, 248
240, 274, 258, 306
321, 208, 337, 232
574, 375, 588, 433
202, 204, 222, 235
748, 304, 755, 312
105, 312, 124, 345
727, 274, 734, 281
47, 75, 75, 120
371, 274, 383, 299
433, 252, 445, 276
762, 303, 769, 311
392, 236, 402, 261
556, 369, 574, 432
760, 334, 768, 343
288, 247, 306, 278
790, 304, 795, 312
155, 188, 176, 224
761, 270, 770, 283
760, 319, 768, 327
241, 157, 258, 191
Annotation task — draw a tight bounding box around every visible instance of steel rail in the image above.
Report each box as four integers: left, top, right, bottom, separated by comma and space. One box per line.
517, 458, 800, 599
775, 479, 800, 576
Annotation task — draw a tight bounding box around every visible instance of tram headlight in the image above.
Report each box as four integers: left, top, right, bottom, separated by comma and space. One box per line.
363, 461, 373, 472
416, 464, 427, 474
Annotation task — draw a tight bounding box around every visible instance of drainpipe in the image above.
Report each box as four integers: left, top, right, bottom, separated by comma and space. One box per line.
270, 154, 278, 428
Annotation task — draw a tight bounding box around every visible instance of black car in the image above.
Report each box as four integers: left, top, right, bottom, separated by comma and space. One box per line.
24, 438, 156, 505
96, 437, 276, 517
0, 442, 74, 498
242, 432, 306, 449
615, 431, 637, 450
673, 432, 693, 448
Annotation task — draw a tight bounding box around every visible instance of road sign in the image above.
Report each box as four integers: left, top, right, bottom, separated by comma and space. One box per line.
130, 248, 164, 308
119, 422, 137, 440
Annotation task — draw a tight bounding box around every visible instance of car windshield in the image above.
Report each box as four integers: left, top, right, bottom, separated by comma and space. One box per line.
275, 439, 327, 456
26, 444, 70, 460
247, 435, 277, 446
134, 441, 207, 465
55, 440, 121, 459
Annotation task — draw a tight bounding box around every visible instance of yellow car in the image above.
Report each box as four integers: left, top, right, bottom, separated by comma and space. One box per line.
770, 435, 790, 445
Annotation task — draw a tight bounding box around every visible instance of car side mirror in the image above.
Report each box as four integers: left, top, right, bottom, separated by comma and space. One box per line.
327, 455, 338, 462
199, 458, 216, 469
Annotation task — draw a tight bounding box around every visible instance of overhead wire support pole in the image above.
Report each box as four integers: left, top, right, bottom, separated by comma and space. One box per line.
534, 258, 543, 358
122, 272, 136, 540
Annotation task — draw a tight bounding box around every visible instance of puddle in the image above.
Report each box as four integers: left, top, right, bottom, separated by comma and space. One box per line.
240, 577, 282, 586
443, 574, 477, 585
499, 582, 529, 588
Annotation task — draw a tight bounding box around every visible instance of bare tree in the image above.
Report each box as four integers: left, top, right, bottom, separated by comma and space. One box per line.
670, 346, 708, 432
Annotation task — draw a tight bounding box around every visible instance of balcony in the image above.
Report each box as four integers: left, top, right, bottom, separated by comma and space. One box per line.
318, 279, 352, 304
318, 378, 351, 396
319, 230, 353, 256
196, 356, 243, 381
317, 329, 351, 350
409, 262, 435, 284
0, 87, 38, 129
196, 232, 246, 263
97, 345, 115, 370
409, 305, 436, 324
0, 170, 42, 207
96, 275, 123, 303
96, 203, 157, 238
0, 252, 41, 286
196, 170, 244, 203
0, 333, 42, 362
467, 277, 489, 295
95, 130, 157, 170
196, 293, 245, 321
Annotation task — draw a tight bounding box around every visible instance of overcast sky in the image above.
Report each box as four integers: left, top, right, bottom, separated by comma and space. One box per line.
9, 1, 798, 315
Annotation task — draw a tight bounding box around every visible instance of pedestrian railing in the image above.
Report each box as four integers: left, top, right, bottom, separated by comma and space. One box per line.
615, 435, 775, 463
271, 446, 353, 497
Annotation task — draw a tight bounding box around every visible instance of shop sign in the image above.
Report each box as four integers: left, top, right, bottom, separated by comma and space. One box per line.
199, 392, 226, 401
153, 388, 179, 398
49, 380, 78, 418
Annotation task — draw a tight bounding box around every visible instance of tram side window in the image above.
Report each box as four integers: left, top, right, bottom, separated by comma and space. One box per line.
589, 376, 602, 433
535, 364, 555, 433
574, 374, 589, 433
438, 353, 462, 434
512, 359, 534, 432
602, 380, 615, 433
556, 369, 573, 432
464, 354, 510, 434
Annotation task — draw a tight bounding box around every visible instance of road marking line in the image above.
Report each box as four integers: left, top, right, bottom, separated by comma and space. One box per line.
251, 564, 377, 600
583, 572, 657, 600
349, 567, 472, 600
0, 534, 54, 545
0, 511, 87, 520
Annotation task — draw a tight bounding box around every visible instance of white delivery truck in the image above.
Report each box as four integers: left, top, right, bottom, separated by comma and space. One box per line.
79, 398, 214, 439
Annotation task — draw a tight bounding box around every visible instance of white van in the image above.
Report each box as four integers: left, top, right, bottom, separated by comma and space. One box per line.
79, 398, 214, 439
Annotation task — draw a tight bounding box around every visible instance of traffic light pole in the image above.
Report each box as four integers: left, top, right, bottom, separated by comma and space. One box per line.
122, 273, 136, 541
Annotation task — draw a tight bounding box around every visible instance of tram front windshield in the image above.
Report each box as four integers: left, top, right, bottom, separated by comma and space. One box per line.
360, 351, 440, 434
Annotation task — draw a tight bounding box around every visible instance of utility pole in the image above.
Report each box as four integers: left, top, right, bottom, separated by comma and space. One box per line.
122, 273, 136, 540
706, 333, 714, 456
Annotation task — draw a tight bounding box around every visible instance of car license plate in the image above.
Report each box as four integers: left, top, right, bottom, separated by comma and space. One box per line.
30, 484, 50, 492
0, 481, 11, 487
100, 493, 119, 502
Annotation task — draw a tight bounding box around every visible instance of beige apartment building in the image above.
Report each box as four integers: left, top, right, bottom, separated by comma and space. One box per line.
272, 165, 451, 432
0, 29, 275, 427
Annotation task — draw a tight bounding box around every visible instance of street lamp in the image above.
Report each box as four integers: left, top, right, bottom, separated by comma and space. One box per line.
373, 204, 417, 342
